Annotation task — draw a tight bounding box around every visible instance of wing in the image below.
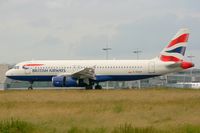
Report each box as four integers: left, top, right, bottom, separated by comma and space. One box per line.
72, 67, 96, 80
58, 67, 96, 80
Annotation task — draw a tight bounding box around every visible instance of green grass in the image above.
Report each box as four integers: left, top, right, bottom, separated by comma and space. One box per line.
0, 118, 36, 133
112, 124, 160, 133
0, 89, 200, 133
1, 120, 200, 133
66, 123, 200, 133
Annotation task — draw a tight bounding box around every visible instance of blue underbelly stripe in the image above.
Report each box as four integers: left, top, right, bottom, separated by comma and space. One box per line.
7, 75, 159, 82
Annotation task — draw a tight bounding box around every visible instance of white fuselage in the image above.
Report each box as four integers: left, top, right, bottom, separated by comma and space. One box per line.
6, 58, 182, 82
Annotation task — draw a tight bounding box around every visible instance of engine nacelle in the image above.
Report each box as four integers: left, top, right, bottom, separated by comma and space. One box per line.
52, 76, 80, 87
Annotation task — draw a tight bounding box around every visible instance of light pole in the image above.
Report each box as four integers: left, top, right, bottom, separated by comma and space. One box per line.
187, 55, 195, 62
102, 46, 112, 89
102, 47, 112, 60
133, 49, 142, 60
133, 49, 142, 89
187, 55, 195, 82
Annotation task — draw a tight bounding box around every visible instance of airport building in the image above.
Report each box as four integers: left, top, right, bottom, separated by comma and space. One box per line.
129, 68, 200, 89
0, 64, 10, 90
1, 64, 200, 89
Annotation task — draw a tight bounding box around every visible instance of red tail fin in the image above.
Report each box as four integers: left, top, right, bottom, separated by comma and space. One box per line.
160, 28, 189, 62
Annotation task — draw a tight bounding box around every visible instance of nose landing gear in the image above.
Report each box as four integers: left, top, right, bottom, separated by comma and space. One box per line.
28, 81, 34, 90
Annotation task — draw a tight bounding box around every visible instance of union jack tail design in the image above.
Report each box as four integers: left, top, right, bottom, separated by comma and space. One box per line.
160, 28, 189, 62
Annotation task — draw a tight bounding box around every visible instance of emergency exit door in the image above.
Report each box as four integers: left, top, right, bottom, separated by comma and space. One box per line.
148, 61, 155, 73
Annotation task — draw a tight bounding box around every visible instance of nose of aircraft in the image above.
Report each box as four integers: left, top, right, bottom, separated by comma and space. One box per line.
5, 69, 13, 77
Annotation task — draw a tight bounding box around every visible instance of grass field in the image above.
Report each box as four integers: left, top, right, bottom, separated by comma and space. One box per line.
0, 88, 200, 133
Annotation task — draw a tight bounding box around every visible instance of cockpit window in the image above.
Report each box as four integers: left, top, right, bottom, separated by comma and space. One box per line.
13, 66, 20, 69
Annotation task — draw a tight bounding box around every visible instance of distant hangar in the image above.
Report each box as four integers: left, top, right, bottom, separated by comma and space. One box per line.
0, 64, 10, 90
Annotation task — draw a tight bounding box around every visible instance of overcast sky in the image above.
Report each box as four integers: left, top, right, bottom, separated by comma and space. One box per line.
0, 0, 199, 66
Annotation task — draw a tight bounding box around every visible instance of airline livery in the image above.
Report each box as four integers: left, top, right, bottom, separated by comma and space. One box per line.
6, 29, 194, 89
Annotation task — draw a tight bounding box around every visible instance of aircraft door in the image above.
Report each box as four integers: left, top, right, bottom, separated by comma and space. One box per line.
148, 61, 155, 73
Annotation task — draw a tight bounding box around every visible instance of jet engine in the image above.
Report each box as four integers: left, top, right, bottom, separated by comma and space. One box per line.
52, 76, 83, 87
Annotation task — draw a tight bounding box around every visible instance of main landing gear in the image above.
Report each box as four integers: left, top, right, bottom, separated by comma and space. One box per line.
85, 83, 102, 90
28, 81, 34, 90
95, 84, 102, 89
85, 85, 93, 90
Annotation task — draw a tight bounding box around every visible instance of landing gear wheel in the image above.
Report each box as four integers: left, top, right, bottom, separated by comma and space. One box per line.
28, 81, 34, 90
85, 85, 93, 90
95, 85, 102, 90
28, 87, 33, 90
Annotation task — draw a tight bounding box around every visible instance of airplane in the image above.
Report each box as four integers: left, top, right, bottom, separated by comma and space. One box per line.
6, 28, 194, 90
